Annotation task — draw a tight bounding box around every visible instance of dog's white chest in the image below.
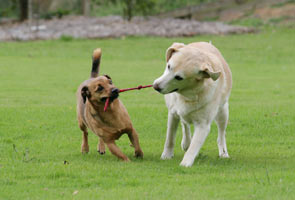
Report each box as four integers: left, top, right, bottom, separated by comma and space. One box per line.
165, 93, 203, 123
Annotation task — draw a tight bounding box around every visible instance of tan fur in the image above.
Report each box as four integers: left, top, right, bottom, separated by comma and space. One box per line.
76, 50, 143, 161
92, 48, 102, 61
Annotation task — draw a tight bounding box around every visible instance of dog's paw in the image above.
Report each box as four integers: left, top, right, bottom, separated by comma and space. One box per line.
181, 139, 191, 152
180, 157, 194, 167
134, 150, 144, 158
81, 145, 89, 154
123, 157, 130, 162
98, 150, 105, 155
161, 149, 174, 160
219, 152, 230, 158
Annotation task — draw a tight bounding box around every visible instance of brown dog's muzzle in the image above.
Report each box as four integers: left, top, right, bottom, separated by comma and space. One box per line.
110, 88, 119, 101
100, 88, 119, 102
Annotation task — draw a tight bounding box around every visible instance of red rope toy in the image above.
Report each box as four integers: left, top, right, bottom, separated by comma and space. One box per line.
104, 84, 153, 112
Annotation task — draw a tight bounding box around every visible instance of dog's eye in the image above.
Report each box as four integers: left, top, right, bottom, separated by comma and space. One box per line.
175, 75, 183, 81
167, 65, 170, 70
96, 85, 104, 92
109, 80, 112, 84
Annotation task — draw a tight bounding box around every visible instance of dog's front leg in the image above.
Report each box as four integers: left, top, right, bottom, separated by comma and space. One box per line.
161, 112, 179, 160
97, 138, 106, 155
180, 123, 210, 167
127, 128, 144, 158
106, 141, 130, 161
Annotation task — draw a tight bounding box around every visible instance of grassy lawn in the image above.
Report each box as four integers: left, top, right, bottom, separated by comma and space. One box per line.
0, 27, 295, 199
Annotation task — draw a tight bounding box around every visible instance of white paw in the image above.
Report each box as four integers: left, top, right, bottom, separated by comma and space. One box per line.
180, 157, 194, 167
161, 149, 174, 160
219, 151, 230, 158
181, 139, 191, 152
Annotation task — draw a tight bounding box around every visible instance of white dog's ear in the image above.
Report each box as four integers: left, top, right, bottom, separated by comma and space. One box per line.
199, 64, 221, 81
166, 43, 185, 62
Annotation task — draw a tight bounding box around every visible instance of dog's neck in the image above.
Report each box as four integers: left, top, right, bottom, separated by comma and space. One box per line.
177, 83, 204, 101
87, 100, 104, 111
177, 79, 215, 102
86, 99, 118, 117
177, 90, 199, 102
85, 99, 126, 134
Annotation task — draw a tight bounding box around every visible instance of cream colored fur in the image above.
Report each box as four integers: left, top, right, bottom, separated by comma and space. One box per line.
153, 42, 232, 167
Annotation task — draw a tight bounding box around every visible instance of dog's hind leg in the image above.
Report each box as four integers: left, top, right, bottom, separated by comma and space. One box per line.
97, 138, 106, 155
215, 102, 230, 158
180, 123, 211, 167
106, 141, 130, 161
181, 122, 191, 152
161, 112, 179, 160
127, 128, 143, 158
79, 122, 89, 153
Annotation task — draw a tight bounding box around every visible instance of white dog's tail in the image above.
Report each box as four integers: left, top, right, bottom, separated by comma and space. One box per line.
91, 48, 102, 78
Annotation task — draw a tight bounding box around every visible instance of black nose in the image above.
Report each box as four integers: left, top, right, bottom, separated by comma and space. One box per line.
111, 88, 119, 94
153, 83, 162, 92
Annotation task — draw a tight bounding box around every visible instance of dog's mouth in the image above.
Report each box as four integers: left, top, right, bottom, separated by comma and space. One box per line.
110, 93, 119, 101
101, 97, 108, 102
101, 93, 119, 103
168, 88, 178, 93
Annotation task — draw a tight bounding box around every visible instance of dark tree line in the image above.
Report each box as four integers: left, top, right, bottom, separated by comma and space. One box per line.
0, 0, 154, 21
92, 0, 155, 21
19, 0, 29, 21
0, 0, 91, 21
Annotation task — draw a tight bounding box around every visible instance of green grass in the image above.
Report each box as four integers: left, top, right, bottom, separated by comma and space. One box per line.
230, 18, 265, 28
1, 27, 295, 199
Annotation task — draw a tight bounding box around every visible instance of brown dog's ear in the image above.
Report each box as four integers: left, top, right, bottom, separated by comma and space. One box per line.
166, 43, 185, 62
81, 86, 90, 103
104, 74, 111, 80
199, 63, 221, 81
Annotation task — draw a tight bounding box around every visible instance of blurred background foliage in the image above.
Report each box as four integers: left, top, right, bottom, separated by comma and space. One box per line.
91, 0, 212, 20
0, 0, 214, 21
1, 0, 293, 27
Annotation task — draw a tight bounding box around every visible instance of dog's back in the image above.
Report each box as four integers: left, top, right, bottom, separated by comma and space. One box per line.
188, 42, 232, 98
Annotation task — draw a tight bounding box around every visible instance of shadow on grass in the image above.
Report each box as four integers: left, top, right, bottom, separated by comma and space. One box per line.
61, 146, 288, 175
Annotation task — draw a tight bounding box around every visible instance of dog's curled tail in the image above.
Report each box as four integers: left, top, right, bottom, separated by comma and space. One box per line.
91, 48, 102, 78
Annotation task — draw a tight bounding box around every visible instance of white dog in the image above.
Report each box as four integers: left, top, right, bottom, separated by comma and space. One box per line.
153, 42, 232, 167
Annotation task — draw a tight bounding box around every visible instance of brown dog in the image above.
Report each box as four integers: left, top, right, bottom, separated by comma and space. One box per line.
76, 48, 143, 161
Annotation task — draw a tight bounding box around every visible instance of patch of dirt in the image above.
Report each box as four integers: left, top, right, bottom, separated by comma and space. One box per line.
254, 4, 295, 20
219, 10, 245, 22
0, 16, 255, 41
158, 0, 295, 25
